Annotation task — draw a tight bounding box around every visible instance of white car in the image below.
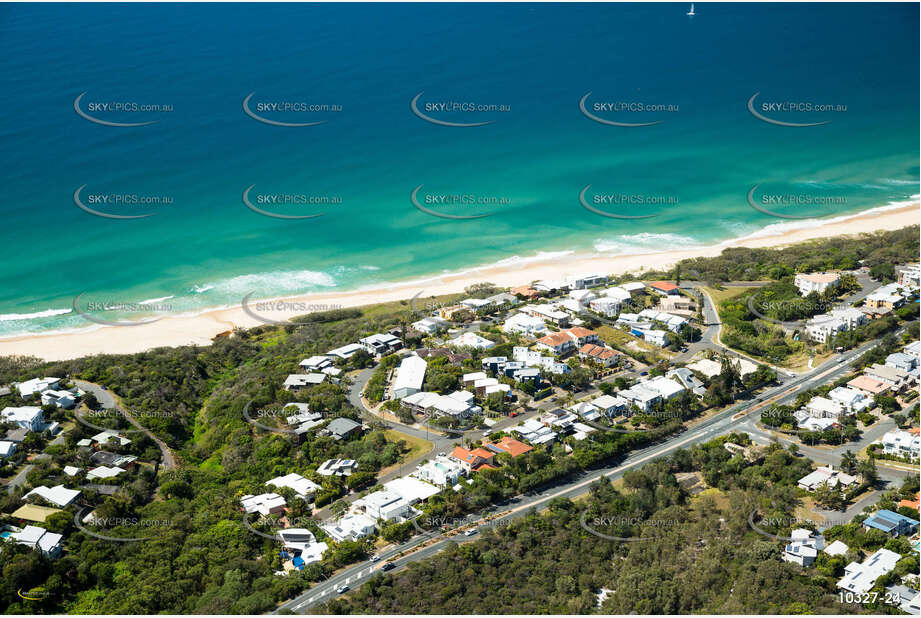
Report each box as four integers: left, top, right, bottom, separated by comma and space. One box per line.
336, 585, 350, 594
464, 528, 478, 537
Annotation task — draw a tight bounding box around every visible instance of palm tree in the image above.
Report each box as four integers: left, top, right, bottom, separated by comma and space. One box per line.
840, 450, 858, 474
857, 457, 877, 487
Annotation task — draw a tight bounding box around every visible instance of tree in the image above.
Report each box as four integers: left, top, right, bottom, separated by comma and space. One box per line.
857, 457, 877, 486
840, 450, 857, 474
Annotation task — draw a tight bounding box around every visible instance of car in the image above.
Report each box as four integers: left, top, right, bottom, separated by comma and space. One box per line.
509, 412, 518, 418
482, 431, 491, 437
438, 451, 446, 457
336, 585, 350, 594
838, 357, 847, 363
640, 371, 648, 376
381, 562, 395, 571
464, 528, 478, 536
370, 555, 381, 562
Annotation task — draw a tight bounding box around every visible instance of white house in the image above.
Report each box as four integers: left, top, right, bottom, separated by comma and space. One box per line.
240, 493, 287, 516
837, 548, 901, 595
86, 465, 126, 480
589, 297, 621, 317
783, 529, 825, 567
1, 406, 44, 432
414, 455, 467, 487
24, 485, 81, 508
797, 466, 857, 492
412, 316, 451, 334
354, 490, 410, 522
502, 312, 548, 336
266, 473, 321, 501
794, 272, 840, 296
10, 525, 64, 558
643, 375, 686, 401
448, 332, 496, 350
359, 333, 403, 357
15, 377, 61, 397
40, 390, 76, 409
827, 387, 871, 413
881, 430, 920, 460
316, 458, 358, 477
591, 394, 629, 417
322, 512, 378, 542
619, 384, 661, 413
567, 274, 607, 289
392, 355, 428, 399
460, 298, 492, 311
806, 308, 867, 344
885, 352, 917, 373
0, 441, 17, 458
643, 330, 668, 347
602, 286, 632, 303
804, 396, 848, 420
299, 356, 333, 371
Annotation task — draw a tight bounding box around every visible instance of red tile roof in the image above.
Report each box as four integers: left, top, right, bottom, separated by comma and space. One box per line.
489, 436, 533, 457
649, 281, 679, 292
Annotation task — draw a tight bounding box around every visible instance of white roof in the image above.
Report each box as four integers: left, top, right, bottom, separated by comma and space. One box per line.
15, 377, 60, 395
14, 525, 47, 544
463, 371, 487, 382
392, 355, 428, 394
24, 485, 81, 507
383, 475, 441, 503
0, 441, 16, 457
300, 355, 332, 369
63, 466, 80, 476
603, 286, 632, 301
591, 395, 627, 410
449, 332, 496, 350
502, 312, 548, 334
621, 282, 645, 292
266, 473, 321, 498
824, 540, 849, 556
1, 406, 43, 424
240, 492, 287, 515
827, 386, 865, 405
86, 465, 126, 479
644, 375, 685, 398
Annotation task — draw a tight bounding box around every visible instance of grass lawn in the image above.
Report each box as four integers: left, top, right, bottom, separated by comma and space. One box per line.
701, 285, 759, 306
384, 429, 433, 462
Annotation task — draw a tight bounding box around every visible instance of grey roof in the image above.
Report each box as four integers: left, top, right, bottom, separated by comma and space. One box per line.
325, 417, 362, 439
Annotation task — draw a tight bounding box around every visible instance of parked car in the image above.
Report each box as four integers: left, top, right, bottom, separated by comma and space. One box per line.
336, 585, 350, 594
370, 555, 381, 562
464, 528, 478, 537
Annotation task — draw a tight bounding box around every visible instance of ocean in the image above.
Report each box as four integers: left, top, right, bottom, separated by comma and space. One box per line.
0, 2, 918, 336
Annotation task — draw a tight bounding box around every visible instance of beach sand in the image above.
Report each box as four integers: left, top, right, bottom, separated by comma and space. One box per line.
2, 204, 918, 361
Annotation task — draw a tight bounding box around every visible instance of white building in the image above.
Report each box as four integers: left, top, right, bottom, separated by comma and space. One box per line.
643, 330, 668, 347
643, 375, 686, 401
412, 316, 451, 334
392, 355, 428, 399
502, 312, 548, 336
881, 430, 920, 460
402, 390, 479, 419
15, 377, 61, 397
0, 441, 17, 458
460, 298, 492, 311
567, 274, 607, 289
794, 272, 840, 296
322, 513, 378, 542
885, 352, 917, 373
359, 333, 403, 357
898, 264, 920, 289
588, 297, 621, 317
1, 406, 44, 432
86, 465, 126, 480
240, 493, 287, 516
619, 384, 661, 413
354, 490, 411, 522
602, 286, 632, 302
300, 356, 333, 371
9, 525, 63, 558
448, 332, 496, 350
827, 387, 871, 413
590, 394, 629, 417
804, 396, 848, 420
806, 308, 867, 344
316, 458, 358, 477
40, 390, 76, 409
24, 485, 81, 508
783, 529, 825, 567
797, 466, 857, 492
837, 548, 902, 595
414, 455, 467, 487
266, 473, 321, 501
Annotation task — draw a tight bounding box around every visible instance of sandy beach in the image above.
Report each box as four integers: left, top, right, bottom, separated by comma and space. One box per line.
2, 204, 918, 361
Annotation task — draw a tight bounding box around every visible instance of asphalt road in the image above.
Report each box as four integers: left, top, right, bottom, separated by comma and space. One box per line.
277, 332, 907, 613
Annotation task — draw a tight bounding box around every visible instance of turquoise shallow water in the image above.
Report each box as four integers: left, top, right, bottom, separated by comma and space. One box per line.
0, 2, 918, 336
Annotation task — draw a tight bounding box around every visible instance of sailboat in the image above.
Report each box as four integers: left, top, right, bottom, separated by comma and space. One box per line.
687, 3, 696, 16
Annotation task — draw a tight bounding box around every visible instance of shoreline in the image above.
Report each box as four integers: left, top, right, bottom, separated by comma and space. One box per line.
1, 203, 918, 362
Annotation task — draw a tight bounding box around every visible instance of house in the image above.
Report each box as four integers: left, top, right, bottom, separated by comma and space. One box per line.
569, 289, 597, 306
865, 283, 909, 311
0, 441, 16, 458
448, 332, 496, 350
9, 525, 64, 558
510, 285, 540, 300
415, 348, 471, 364
881, 430, 920, 460
511, 418, 558, 445
521, 304, 570, 327
414, 455, 467, 487
460, 297, 492, 312
1, 406, 44, 432
359, 333, 403, 358
437, 305, 473, 321
316, 458, 358, 477
620, 282, 646, 297
643, 329, 668, 347
502, 312, 548, 336
619, 384, 661, 413
847, 375, 890, 397
283, 373, 326, 391
86, 465, 126, 480
796, 466, 857, 492
898, 264, 920, 288
827, 387, 871, 413
383, 476, 441, 505
535, 331, 575, 355
325, 343, 365, 360
903, 340, 920, 358
63, 466, 80, 477
533, 279, 568, 293
798, 416, 840, 432
90, 430, 132, 447
647, 281, 680, 296
864, 363, 910, 389
323, 417, 362, 441
41, 390, 76, 409
299, 356, 332, 371
23, 485, 81, 508
266, 473, 321, 501
602, 286, 632, 303
450, 446, 496, 472
804, 396, 848, 420
862, 509, 919, 537
588, 297, 621, 317
885, 352, 918, 373
823, 539, 849, 557
462, 371, 487, 387
885, 585, 921, 615
485, 436, 533, 458
401, 391, 479, 419
587, 394, 626, 417
569, 401, 601, 421
15, 377, 61, 397
783, 529, 824, 567
322, 512, 378, 542
794, 272, 840, 296
643, 375, 686, 401
392, 355, 427, 399
567, 274, 607, 289
89, 451, 137, 468
481, 356, 508, 373
486, 292, 519, 307
659, 295, 697, 314
579, 343, 621, 367
353, 490, 411, 522
837, 548, 902, 595
241, 493, 287, 516
277, 528, 328, 565
411, 316, 451, 334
